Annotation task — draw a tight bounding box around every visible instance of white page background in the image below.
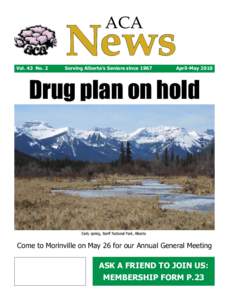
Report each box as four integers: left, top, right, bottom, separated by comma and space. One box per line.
0, 0, 228, 298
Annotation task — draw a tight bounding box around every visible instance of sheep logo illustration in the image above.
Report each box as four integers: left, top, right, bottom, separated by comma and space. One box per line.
15, 25, 57, 55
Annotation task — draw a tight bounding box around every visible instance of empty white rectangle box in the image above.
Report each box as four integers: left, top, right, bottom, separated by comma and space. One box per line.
14, 257, 86, 286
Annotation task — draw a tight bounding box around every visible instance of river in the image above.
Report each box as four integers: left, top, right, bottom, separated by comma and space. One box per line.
52, 179, 214, 212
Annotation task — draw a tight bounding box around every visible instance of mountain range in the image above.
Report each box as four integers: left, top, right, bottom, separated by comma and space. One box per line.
15, 121, 214, 162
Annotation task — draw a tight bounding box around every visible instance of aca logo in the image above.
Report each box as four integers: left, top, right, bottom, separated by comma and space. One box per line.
15, 25, 57, 55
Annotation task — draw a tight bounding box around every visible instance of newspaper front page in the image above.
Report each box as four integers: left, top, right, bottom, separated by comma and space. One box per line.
0, 0, 228, 299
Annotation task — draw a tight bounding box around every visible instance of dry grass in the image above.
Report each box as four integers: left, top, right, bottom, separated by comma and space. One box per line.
50, 174, 144, 190
160, 176, 214, 195
15, 177, 214, 230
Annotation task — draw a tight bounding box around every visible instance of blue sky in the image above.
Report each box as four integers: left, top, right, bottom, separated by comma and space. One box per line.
15, 105, 214, 132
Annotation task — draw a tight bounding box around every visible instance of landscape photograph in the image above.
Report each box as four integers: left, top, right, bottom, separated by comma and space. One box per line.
15, 105, 215, 230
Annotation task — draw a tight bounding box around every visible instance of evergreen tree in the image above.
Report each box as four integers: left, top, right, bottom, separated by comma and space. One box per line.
186, 153, 193, 165
119, 142, 126, 164
210, 142, 214, 159
175, 155, 180, 166
163, 148, 169, 167
155, 152, 160, 161
170, 149, 175, 163
126, 141, 132, 163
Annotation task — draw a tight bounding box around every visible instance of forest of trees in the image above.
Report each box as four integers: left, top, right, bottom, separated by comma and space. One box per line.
15, 140, 214, 178
119, 142, 132, 164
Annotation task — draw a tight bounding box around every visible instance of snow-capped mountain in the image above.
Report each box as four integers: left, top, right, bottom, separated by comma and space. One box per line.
15, 121, 214, 162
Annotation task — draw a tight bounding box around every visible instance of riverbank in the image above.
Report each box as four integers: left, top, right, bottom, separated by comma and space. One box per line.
15, 178, 214, 230
49, 174, 214, 196
159, 176, 214, 195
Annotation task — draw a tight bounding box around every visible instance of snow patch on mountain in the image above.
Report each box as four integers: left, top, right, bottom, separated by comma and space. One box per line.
15, 121, 214, 162
127, 126, 205, 150
19, 121, 69, 140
